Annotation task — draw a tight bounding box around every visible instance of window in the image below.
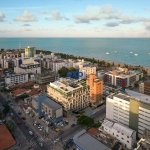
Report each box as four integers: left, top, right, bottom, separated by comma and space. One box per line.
127, 141, 129, 143
122, 138, 124, 140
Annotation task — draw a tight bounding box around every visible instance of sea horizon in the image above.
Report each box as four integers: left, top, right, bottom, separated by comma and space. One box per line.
0, 37, 150, 68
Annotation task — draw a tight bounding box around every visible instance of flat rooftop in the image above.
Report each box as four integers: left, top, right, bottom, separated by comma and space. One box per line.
49, 78, 84, 93
73, 129, 111, 150
114, 93, 131, 101
102, 119, 135, 137
33, 94, 62, 110
126, 89, 150, 105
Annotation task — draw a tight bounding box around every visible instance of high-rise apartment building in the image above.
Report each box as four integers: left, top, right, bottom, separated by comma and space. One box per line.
25, 46, 36, 57
106, 91, 150, 138
86, 74, 103, 103
139, 81, 150, 95
47, 78, 90, 114
79, 65, 96, 79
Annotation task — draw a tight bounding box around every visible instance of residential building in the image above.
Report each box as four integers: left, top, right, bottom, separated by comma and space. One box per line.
139, 82, 144, 93
5, 73, 28, 85
25, 46, 36, 57
32, 94, 63, 123
47, 78, 90, 113
144, 81, 150, 95
40, 58, 53, 70
72, 129, 111, 150
14, 57, 41, 74
106, 90, 150, 138
79, 65, 96, 79
86, 74, 103, 104
104, 68, 143, 88
139, 81, 150, 95
73, 59, 90, 69
134, 129, 150, 150
101, 119, 136, 149
0, 124, 16, 150
52, 59, 73, 73
35, 71, 56, 84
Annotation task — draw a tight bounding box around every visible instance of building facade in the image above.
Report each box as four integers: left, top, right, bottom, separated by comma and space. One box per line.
104, 68, 143, 88
5, 73, 28, 85
35, 71, 56, 84
86, 74, 103, 103
32, 95, 63, 123
101, 119, 136, 150
79, 65, 96, 79
25, 46, 36, 57
47, 78, 90, 113
106, 91, 150, 138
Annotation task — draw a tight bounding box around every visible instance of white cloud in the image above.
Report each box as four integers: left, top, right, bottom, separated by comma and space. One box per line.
14, 10, 37, 22
46, 10, 69, 21
73, 5, 150, 25
0, 12, 5, 22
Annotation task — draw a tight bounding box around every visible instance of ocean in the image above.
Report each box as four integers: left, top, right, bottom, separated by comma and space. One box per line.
0, 38, 150, 67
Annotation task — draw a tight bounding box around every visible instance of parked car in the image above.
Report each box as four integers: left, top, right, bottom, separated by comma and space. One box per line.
39, 142, 44, 147
22, 117, 26, 120
71, 124, 75, 127
17, 122, 21, 125
55, 128, 60, 132
10, 113, 13, 116
54, 138, 59, 143
39, 115, 44, 119
18, 112, 21, 115
29, 130, 33, 135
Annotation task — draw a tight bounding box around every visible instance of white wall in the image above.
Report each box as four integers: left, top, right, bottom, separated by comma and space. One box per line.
106, 97, 114, 120
56, 108, 63, 118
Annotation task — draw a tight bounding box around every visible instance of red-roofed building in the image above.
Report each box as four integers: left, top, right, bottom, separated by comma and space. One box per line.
0, 124, 16, 150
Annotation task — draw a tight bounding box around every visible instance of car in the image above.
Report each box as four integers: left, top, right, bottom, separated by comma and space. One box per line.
22, 117, 26, 120
10, 113, 13, 116
55, 128, 60, 132
54, 138, 59, 143
71, 124, 75, 127
0, 120, 3, 125
17, 122, 21, 125
18, 112, 21, 115
39, 142, 44, 147
39, 115, 44, 119
39, 128, 43, 131
29, 130, 33, 135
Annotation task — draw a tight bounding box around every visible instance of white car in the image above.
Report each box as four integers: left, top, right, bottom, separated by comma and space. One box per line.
29, 131, 33, 135
39, 128, 43, 131
54, 138, 59, 143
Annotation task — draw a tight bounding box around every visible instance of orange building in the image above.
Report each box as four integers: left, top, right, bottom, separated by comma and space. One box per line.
86, 74, 103, 103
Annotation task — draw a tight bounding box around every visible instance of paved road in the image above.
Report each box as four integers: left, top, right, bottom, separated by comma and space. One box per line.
0, 93, 53, 150
61, 106, 106, 141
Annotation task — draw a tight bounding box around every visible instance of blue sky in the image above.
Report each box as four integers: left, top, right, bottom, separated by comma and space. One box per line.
0, 0, 150, 37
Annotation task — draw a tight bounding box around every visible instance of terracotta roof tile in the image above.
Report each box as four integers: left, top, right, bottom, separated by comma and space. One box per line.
0, 124, 16, 150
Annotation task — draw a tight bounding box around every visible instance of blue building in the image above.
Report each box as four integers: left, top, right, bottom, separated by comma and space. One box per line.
32, 94, 63, 123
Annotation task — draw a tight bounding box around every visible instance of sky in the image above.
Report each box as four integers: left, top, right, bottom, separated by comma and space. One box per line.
1, 0, 150, 37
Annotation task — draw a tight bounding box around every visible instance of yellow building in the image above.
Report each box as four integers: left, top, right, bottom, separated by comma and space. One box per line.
86, 74, 103, 103
25, 46, 36, 57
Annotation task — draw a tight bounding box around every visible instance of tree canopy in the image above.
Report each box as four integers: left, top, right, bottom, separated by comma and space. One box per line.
58, 67, 69, 77
6, 120, 15, 131
77, 115, 94, 127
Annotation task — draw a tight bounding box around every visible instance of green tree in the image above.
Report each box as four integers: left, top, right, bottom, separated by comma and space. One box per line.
134, 82, 139, 88
70, 67, 76, 72
58, 67, 69, 77
6, 120, 15, 131
93, 122, 101, 128
77, 115, 94, 127
0, 111, 3, 119
3, 103, 10, 114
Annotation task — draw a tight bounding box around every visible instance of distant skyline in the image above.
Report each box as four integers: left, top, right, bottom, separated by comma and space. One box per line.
1, 0, 150, 37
